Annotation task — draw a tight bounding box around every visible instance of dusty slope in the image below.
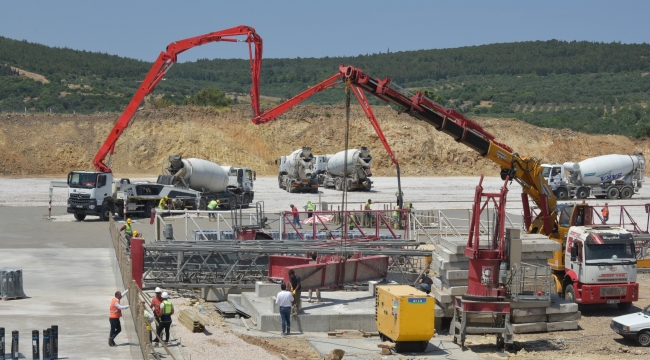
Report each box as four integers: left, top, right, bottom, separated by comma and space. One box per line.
1, 105, 649, 176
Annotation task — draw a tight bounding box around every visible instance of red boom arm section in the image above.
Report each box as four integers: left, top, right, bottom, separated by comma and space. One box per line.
93, 25, 263, 173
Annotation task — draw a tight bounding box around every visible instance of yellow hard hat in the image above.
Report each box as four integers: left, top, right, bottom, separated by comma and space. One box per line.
217, 200, 221, 204
133, 230, 139, 237
164, 196, 169, 200
126, 218, 132, 224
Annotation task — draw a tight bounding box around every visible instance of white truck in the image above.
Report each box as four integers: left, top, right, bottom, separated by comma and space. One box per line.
542, 153, 645, 200
276, 147, 319, 193
562, 225, 638, 310
610, 305, 650, 346
319, 147, 373, 191
159, 155, 255, 209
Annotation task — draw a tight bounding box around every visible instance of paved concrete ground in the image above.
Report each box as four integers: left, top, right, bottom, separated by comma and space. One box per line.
0, 207, 139, 359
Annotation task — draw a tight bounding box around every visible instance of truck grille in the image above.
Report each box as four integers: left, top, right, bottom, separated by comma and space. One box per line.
600, 286, 627, 297
69, 193, 91, 206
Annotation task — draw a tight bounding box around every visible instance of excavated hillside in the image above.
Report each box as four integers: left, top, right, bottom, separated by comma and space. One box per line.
1, 105, 649, 177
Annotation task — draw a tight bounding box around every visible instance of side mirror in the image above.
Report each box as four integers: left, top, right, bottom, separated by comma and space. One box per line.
275, 159, 279, 166
253, 171, 256, 181
570, 245, 578, 262
67, 172, 73, 186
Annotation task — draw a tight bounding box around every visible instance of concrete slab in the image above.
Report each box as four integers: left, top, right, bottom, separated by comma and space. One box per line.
433, 255, 469, 271
439, 277, 468, 287
255, 281, 281, 297
435, 246, 468, 263
512, 322, 547, 334
512, 307, 547, 317
439, 237, 467, 254
432, 277, 467, 296
432, 288, 453, 304
546, 320, 579, 331
306, 333, 482, 360
547, 311, 581, 322
509, 299, 551, 309
439, 269, 469, 280
548, 294, 580, 314
512, 314, 548, 323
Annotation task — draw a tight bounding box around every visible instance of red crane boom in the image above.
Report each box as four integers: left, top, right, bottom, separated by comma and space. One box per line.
93, 25, 263, 173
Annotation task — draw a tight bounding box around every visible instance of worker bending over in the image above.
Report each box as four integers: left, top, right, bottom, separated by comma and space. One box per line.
289, 269, 302, 315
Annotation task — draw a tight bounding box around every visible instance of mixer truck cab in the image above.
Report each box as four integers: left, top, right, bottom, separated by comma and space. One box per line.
67, 170, 114, 221
562, 225, 638, 310
221, 166, 256, 195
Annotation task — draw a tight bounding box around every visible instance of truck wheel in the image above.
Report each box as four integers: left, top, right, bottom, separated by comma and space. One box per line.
143, 201, 154, 217
576, 187, 589, 199
117, 203, 124, 218
99, 205, 112, 221
607, 187, 620, 199
637, 330, 650, 347
617, 302, 632, 311
278, 177, 283, 189
73, 213, 86, 221
555, 188, 569, 200
228, 195, 237, 209
621, 186, 634, 199
335, 178, 342, 191
243, 194, 251, 207
564, 284, 576, 303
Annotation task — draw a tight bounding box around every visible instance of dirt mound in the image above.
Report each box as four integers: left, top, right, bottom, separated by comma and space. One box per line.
1, 105, 649, 177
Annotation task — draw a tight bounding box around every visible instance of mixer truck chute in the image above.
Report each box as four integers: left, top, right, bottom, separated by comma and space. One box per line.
67, 26, 263, 221
276, 147, 319, 193
542, 153, 645, 200
320, 147, 373, 191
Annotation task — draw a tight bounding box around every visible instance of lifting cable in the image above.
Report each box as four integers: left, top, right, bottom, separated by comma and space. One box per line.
341, 79, 352, 258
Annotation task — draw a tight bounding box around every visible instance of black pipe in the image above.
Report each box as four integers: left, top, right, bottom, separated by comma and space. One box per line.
31, 331, 39, 360
42, 329, 51, 360
0, 327, 5, 360
10, 331, 18, 360
50, 325, 58, 359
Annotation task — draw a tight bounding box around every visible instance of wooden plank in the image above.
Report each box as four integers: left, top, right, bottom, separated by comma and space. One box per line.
241, 317, 250, 331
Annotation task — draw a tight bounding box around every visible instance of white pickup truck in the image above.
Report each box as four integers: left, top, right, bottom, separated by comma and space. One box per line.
610, 305, 650, 346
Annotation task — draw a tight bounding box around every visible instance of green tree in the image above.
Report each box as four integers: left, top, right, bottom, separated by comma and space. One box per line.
184, 88, 232, 107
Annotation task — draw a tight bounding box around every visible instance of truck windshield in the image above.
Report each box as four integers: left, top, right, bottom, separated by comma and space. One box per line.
542, 167, 551, 179
585, 242, 635, 261
69, 173, 97, 188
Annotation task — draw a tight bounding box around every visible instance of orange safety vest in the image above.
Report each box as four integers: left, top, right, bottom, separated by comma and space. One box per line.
602, 207, 609, 217
109, 297, 121, 318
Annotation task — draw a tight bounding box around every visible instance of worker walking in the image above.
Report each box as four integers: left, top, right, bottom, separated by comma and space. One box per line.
289, 269, 302, 315
275, 283, 294, 335
308, 253, 321, 303
109, 289, 130, 347
290, 204, 303, 229
602, 203, 610, 224
207, 199, 220, 221
157, 292, 174, 345
364, 199, 372, 227
151, 287, 163, 347
306, 201, 315, 218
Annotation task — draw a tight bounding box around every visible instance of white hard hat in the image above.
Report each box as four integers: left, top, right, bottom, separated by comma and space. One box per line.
162, 292, 169, 299
155, 287, 162, 293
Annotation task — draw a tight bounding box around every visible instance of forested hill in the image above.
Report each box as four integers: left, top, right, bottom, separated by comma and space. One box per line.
1, 37, 650, 136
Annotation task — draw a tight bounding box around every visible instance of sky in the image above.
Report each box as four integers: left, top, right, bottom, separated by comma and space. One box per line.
1, 1, 649, 63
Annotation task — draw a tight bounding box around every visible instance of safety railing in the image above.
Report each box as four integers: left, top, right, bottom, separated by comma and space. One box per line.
509, 262, 552, 303
153, 209, 234, 242
110, 217, 177, 360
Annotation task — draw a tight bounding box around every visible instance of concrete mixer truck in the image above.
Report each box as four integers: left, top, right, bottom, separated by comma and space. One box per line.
320, 147, 373, 191
276, 147, 319, 193
158, 155, 255, 209
542, 153, 645, 200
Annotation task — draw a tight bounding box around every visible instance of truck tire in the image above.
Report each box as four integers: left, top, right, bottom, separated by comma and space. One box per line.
278, 176, 283, 189
143, 201, 154, 218
335, 178, 342, 191
555, 187, 569, 200
607, 186, 620, 199
621, 186, 634, 199
617, 301, 632, 311
117, 203, 125, 218
99, 205, 112, 221
243, 194, 251, 207
228, 195, 237, 209
74, 213, 86, 221
637, 330, 650, 347
564, 284, 576, 303
576, 187, 589, 199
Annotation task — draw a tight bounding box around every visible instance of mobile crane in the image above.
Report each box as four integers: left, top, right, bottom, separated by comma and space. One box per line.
67, 26, 262, 220
249, 64, 639, 307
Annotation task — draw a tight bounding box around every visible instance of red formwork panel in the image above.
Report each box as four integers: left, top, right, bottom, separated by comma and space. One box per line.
268, 255, 310, 281
268, 255, 389, 290
130, 238, 145, 289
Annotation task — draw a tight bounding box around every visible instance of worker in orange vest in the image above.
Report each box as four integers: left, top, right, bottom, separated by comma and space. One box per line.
109, 289, 130, 347
602, 203, 610, 224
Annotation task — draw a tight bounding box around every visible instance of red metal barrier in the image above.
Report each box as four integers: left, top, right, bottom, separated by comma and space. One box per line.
130, 238, 145, 289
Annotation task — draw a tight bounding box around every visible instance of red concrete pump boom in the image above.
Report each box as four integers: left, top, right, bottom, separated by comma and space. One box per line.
93, 25, 263, 173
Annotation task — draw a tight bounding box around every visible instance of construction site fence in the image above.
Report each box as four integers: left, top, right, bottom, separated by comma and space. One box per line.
109, 217, 176, 360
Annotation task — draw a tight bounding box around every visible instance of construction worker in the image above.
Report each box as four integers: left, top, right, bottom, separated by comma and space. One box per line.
602, 203, 610, 224
275, 283, 293, 335
364, 199, 372, 227
151, 287, 163, 347
349, 215, 355, 231
395, 190, 404, 208
306, 201, 315, 218
157, 292, 174, 345
109, 289, 129, 347
119, 218, 133, 240
140, 300, 155, 343
290, 204, 303, 229
207, 199, 220, 221
417, 270, 433, 294
289, 270, 302, 315
393, 205, 401, 229
158, 196, 169, 211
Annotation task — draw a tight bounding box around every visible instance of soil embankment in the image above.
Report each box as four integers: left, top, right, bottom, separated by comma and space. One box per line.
1, 105, 649, 176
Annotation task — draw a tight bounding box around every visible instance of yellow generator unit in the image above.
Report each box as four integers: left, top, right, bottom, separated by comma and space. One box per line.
375, 285, 434, 353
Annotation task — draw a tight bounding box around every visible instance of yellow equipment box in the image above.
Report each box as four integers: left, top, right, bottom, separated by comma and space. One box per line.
375, 285, 434, 352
